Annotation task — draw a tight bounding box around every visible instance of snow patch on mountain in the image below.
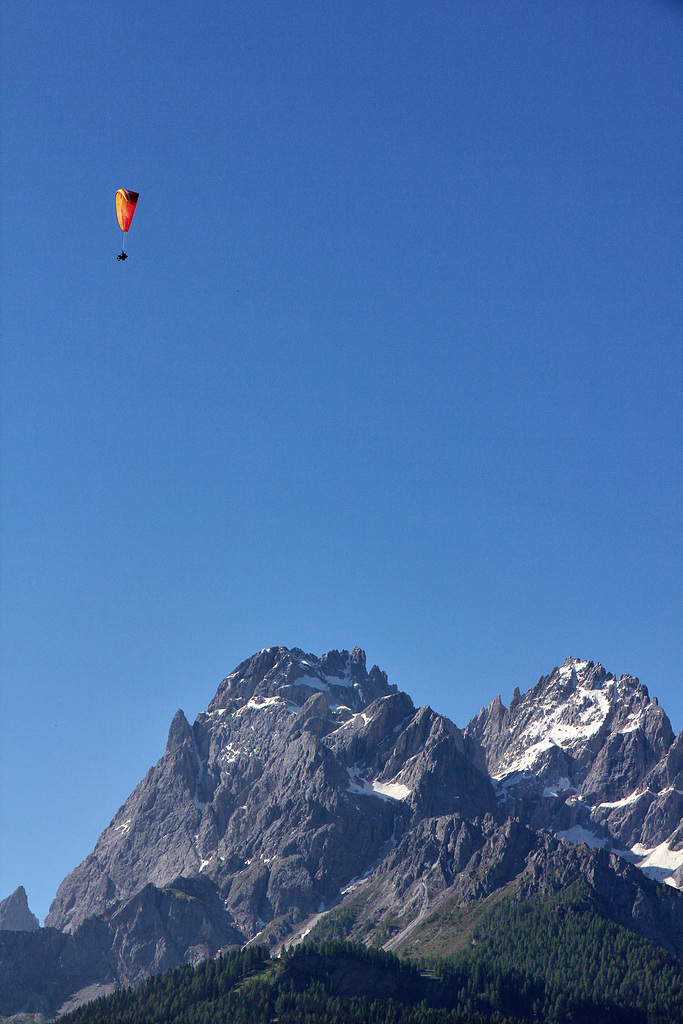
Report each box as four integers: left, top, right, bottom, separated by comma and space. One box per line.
629, 842, 683, 887
373, 780, 412, 800
558, 826, 683, 890
543, 777, 572, 798
346, 767, 411, 801
597, 789, 646, 809
240, 694, 300, 713
557, 825, 608, 850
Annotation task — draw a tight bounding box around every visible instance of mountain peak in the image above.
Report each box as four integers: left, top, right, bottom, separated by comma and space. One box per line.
166, 708, 193, 753
0, 885, 40, 931
467, 657, 663, 784
207, 646, 396, 715
463, 656, 680, 888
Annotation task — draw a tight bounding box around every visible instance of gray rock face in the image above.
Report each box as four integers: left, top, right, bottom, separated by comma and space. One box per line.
0, 886, 40, 931
105, 875, 243, 986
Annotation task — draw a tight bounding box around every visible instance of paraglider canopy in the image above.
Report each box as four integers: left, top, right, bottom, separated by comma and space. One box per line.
116, 189, 139, 232
116, 189, 139, 260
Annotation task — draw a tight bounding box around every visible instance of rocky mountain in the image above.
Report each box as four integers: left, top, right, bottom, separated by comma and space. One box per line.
3, 648, 683, 1018
46, 646, 494, 945
465, 657, 683, 886
0, 887, 40, 932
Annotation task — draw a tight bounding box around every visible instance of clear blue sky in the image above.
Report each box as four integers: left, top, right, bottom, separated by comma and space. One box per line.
1, 1, 681, 923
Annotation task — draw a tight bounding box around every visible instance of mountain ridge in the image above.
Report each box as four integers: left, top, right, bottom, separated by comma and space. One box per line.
3, 646, 682, 1018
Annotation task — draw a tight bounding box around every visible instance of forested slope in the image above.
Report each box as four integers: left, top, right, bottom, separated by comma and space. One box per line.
60, 921, 683, 1024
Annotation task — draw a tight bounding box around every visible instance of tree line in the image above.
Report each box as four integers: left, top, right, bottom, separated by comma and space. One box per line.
60, 888, 683, 1024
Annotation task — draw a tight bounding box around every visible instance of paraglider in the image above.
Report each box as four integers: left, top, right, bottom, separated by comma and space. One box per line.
115, 189, 139, 260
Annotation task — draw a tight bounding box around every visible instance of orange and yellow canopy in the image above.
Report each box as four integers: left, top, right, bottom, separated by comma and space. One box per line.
115, 189, 139, 232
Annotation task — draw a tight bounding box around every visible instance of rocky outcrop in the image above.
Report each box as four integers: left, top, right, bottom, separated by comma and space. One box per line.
105, 875, 243, 986
0, 886, 40, 931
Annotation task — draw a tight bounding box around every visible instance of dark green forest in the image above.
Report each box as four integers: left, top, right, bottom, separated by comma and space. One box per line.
59, 943, 523, 1024
61, 887, 683, 1023
422, 884, 683, 1022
